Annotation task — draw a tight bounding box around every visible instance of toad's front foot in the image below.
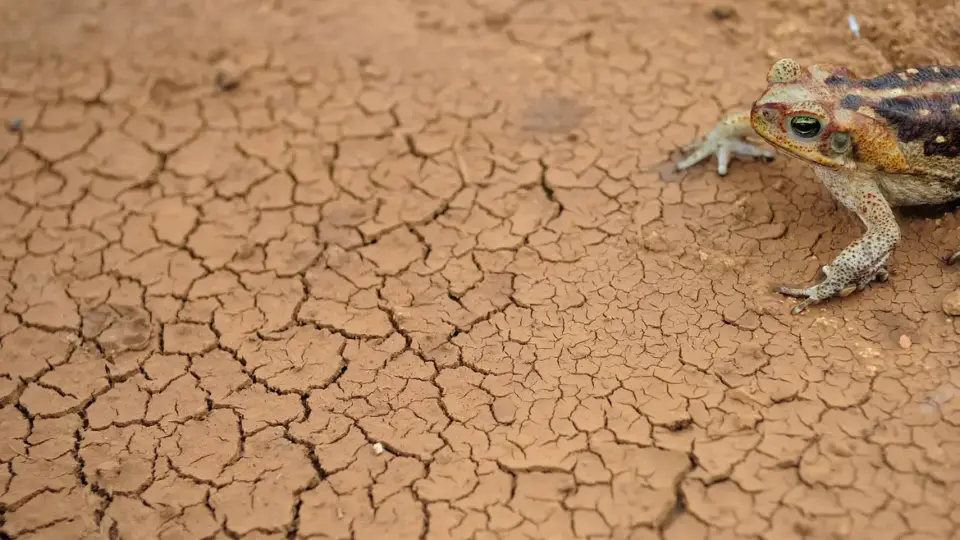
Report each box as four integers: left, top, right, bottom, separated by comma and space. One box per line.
675, 111, 776, 176
775, 264, 889, 315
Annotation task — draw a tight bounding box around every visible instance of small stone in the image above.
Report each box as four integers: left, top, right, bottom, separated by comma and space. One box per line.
898, 334, 911, 349
372, 442, 384, 455
235, 242, 256, 260
943, 290, 960, 316
214, 69, 240, 92
8, 118, 22, 132
710, 5, 737, 20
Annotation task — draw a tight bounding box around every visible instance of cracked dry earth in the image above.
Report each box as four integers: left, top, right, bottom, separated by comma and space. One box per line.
2, 0, 960, 538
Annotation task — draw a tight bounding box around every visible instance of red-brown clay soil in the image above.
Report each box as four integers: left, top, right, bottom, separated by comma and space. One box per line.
2, 0, 960, 538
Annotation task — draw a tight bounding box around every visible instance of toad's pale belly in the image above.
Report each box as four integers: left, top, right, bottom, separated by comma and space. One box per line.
877, 172, 960, 207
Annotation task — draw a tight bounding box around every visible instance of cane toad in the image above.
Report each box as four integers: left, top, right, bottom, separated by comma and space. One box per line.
676, 58, 960, 314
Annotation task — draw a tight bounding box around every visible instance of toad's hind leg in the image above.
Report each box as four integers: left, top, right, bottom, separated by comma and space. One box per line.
776, 170, 901, 314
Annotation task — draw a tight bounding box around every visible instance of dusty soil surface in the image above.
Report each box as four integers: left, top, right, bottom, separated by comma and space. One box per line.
2, 0, 960, 538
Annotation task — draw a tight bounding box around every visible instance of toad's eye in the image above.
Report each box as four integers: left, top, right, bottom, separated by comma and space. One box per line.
788, 116, 822, 138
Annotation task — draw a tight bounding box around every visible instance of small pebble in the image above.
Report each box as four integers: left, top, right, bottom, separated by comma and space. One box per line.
214, 70, 240, 92
234, 242, 256, 260
898, 334, 911, 349
710, 5, 737, 20
943, 290, 960, 316
8, 118, 22, 132
372, 442, 384, 455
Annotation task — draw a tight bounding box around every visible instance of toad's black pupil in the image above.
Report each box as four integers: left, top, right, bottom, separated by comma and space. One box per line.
790, 117, 821, 137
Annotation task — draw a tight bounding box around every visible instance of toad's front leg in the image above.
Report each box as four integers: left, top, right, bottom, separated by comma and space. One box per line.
777, 170, 901, 314
675, 111, 777, 176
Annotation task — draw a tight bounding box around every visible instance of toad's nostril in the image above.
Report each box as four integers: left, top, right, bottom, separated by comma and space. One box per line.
762, 109, 776, 121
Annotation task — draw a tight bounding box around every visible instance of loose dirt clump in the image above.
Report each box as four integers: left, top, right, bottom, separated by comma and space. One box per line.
1, 0, 959, 538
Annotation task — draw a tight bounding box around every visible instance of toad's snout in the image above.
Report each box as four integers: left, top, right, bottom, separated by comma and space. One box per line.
749, 103, 782, 142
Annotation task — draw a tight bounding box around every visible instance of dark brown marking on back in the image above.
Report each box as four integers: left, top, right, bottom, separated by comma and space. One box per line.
825, 75, 850, 87
856, 66, 960, 90
823, 67, 859, 87
873, 93, 960, 158
840, 95, 862, 110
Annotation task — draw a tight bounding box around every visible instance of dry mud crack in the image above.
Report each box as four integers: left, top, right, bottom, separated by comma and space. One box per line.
1, 0, 960, 539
